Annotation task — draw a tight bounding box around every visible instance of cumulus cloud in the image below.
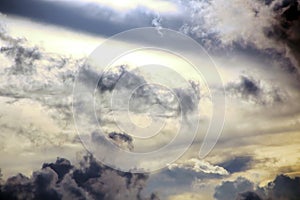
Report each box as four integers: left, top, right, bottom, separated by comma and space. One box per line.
214, 174, 300, 200
214, 177, 256, 200
143, 158, 229, 198
0, 154, 158, 200
168, 158, 229, 176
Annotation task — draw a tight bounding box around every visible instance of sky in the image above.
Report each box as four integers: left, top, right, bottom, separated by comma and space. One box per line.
0, 0, 300, 200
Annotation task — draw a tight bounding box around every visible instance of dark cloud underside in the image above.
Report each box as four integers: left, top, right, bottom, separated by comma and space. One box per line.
218, 156, 253, 173
214, 174, 300, 200
0, 155, 158, 200
0, 0, 152, 37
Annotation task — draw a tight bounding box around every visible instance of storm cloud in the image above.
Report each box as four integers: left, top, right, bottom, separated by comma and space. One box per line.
0, 155, 158, 200
214, 174, 300, 200
268, 0, 300, 63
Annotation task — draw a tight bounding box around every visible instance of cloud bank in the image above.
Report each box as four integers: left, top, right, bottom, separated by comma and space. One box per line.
214, 174, 300, 200
0, 154, 159, 200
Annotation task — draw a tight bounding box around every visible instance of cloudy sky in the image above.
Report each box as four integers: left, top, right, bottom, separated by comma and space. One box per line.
0, 0, 300, 199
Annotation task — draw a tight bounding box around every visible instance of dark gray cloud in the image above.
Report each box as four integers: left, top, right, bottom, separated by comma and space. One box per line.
108, 132, 134, 151
0, 24, 79, 146
92, 65, 201, 120
218, 156, 253, 174
214, 177, 255, 200
268, 0, 300, 53
236, 191, 262, 200
0, 0, 156, 37
214, 174, 300, 200
225, 75, 286, 105
42, 158, 73, 181
257, 0, 300, 75
0, 154, 158, 200
268, 174, 300, 200
98, 65, 146, 93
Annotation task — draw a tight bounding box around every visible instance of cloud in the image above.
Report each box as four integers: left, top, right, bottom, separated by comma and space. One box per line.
214, 177, 257, 200
0, 20, 203, 177
0, 154, 158, 200
42, 158, 73, 181
97, 65, 146, 93
267, 174, 300, 200
68, 0, 180, 13
178, 0, 276, 49
108, 132, 134, 151
143, 158, 228, 198
214, 174, 300, 200
218, 156, 253, 174
268, 0, 300, 64
0, 23, 81, 147
177, 0, 300, 80
167, 192, 210, 200
225, 74, 287, 105
236, 191, 262, 200
168, 158, 229, 177
96, 65, 200, 119
0, 0, 162, 37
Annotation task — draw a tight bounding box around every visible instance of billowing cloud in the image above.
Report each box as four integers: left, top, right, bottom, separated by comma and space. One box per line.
143, 158, 228, 198
214, 177, 255, 200
0, 155, 158, 200
168, 158, 229, 177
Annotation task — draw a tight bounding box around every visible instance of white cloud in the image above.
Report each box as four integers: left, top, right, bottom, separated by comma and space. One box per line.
179, 0, 279, 50
168, 158, 229, 176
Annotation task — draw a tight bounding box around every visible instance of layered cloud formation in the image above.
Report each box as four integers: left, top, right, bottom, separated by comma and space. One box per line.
0, 0, 300, 199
